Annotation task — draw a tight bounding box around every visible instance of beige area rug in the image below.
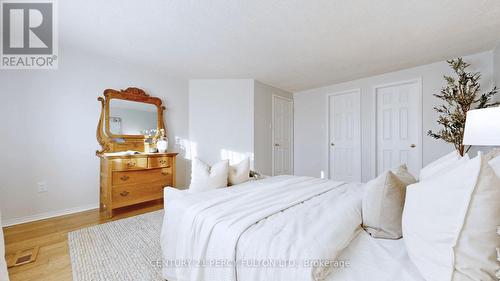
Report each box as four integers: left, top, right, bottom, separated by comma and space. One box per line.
68, 210, 165, 281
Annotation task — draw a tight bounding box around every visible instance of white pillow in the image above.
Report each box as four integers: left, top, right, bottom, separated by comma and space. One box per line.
419, 150, 469, 181
362, 171, 407, 239
228, 157, 250, 186
403, 153, 500, 281
189, 158, 229, 193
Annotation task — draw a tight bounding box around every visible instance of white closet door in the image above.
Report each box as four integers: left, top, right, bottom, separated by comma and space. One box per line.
376, 80, 421, 177
328, 90, 361, 182
272, 95, 293, 176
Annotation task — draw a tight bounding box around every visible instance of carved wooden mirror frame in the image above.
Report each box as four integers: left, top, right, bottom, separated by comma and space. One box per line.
96, 87, 166, 156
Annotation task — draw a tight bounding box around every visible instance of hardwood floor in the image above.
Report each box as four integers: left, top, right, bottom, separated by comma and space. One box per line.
3, 201, 163, 281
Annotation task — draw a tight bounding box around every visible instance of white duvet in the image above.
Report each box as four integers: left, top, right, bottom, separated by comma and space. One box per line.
161, 176, 364, 281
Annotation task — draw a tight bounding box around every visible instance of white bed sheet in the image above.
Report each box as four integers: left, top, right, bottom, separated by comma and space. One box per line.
327, 230, 425, 281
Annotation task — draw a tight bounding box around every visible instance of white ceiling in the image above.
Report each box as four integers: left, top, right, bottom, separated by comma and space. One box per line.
61, 0, 500, 92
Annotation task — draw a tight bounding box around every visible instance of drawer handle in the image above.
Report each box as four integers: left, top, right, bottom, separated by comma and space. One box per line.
120, 175, 130, 181
120, 191, 130, 197
160, 160, 167, 165
127, 162, 136, 167
161, 171, 169, 176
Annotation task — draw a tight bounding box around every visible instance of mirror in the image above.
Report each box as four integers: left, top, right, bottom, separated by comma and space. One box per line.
108, 99, 158, 135
96, 87, 166, 156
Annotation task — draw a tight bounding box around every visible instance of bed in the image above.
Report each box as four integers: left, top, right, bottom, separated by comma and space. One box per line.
160, 175, 425, 281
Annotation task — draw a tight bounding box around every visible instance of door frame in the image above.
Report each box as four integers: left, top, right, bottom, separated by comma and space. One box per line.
272, 94, 294, 176
372, 78, 423, 178
326, 88, 362, 180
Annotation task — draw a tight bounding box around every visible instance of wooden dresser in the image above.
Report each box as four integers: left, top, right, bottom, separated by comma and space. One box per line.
95, 87, 178, 218
99, 153, 177, 218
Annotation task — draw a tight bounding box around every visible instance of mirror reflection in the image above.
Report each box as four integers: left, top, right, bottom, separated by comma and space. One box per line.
109, 99, 158, 135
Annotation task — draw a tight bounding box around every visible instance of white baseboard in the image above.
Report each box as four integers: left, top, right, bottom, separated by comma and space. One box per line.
2, 204, 99, 227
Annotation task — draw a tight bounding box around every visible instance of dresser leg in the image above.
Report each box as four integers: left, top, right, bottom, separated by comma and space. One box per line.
98, 204, 112, 219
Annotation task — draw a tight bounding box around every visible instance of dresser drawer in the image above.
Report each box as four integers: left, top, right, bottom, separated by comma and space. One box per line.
112, 157, 148, 171
112, 141, 144, 152
112, 184, 163, 208
112, 168, 173, 186
148, 156, 172, 169
158, 167, 174, 186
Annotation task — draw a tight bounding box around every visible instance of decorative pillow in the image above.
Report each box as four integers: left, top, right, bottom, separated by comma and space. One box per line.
419, 150, 469, 181
362, 171, 407, 239
453, 150, 500, 281
403, 152, 500, 281
228, 157, 250, 186
487, 149, 500, 178
392, 164, 417, 186
189, 158, 229, 192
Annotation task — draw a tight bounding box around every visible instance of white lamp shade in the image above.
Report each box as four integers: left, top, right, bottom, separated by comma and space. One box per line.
463, 107, 500, 146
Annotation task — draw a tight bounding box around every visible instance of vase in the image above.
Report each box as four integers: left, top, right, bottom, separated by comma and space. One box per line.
157, 138, 168, 153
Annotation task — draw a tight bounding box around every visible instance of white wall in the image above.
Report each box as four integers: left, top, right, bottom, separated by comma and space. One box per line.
294, 51, 494, 182
188, 79, 292, 179
0, 46, 189, 225
254, 81, 293, 176
494, 44, 500, 91
189, 79, 255, 170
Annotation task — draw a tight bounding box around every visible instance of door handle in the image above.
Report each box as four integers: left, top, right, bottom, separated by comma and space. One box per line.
330, 143, 335, 146
410, 144, 416, 148
274, 143, 280, 147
